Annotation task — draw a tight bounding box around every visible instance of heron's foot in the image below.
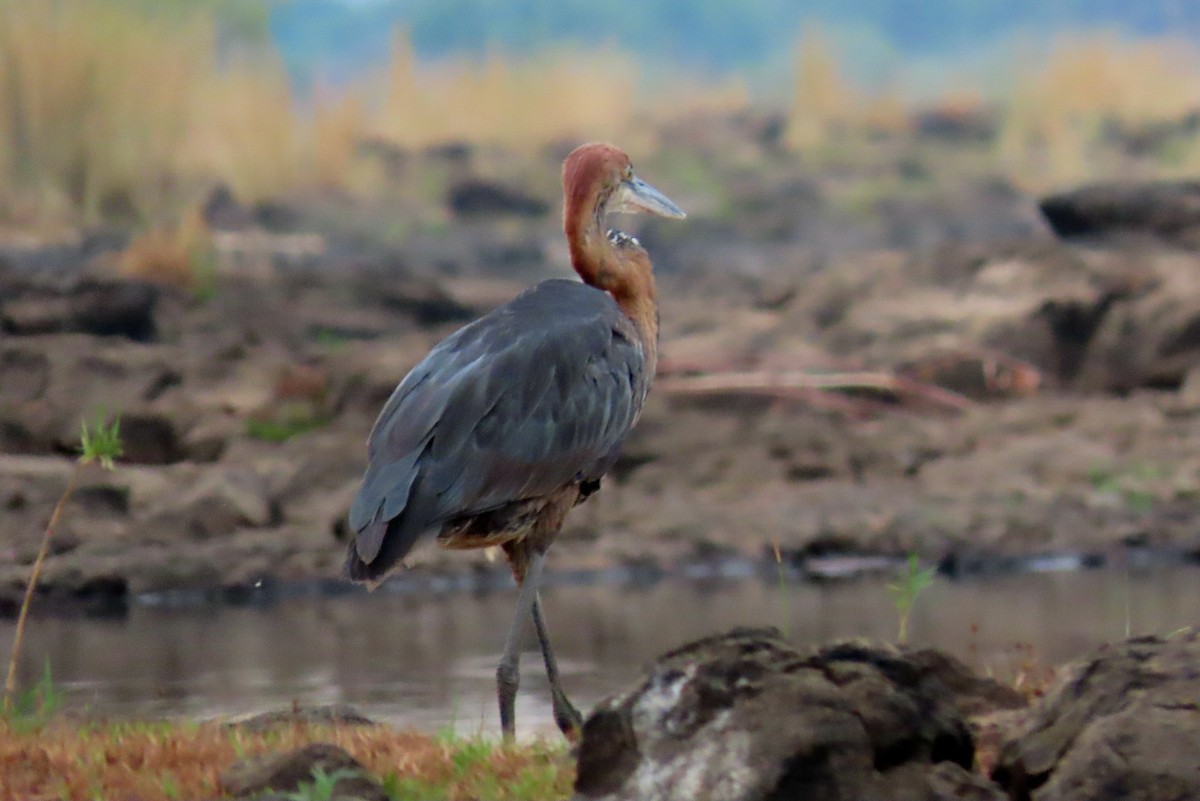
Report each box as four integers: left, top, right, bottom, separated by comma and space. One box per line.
551, 686, 584, 742
497, 660, 520, 740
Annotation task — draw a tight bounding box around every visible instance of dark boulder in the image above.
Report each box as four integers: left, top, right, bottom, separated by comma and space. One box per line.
368, 276, 480, 326
993, 629, 1200, 801
0, 277, 158, 341
220, 742, 387, 801
202, 184, 254, 231
227, 703, 378, 733
447, 179, 550, 218
1039, 181, 1200, 247
914, 106, 998, 143
573, 628, 1012, 801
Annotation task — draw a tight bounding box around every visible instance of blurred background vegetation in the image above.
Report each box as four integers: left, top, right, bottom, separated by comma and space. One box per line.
3, 0, 1200, 231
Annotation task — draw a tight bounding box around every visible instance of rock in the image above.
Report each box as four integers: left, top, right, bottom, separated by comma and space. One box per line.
227, 703, 377, 733
202, 184, 255, 231
447, 178, 550, 218
906, 648, 1027, 717
1039, 181, 1200, 247
573, 628, 1009, 801
0, 348, 50, 405
368, 276, 480, 326
0, 277, 158, 341
993, 629, 1200, 801
253, 199, 300, 233
899, 351, 1042, 400
180, 415, 238, 463
914, 105, 998, 142
119, 412, 185, 465
144, 466, 274, 541
1108, 112, 1200, 158
425, 140, 472, 163
0, 337, 188, 460
220, 742, 387, 801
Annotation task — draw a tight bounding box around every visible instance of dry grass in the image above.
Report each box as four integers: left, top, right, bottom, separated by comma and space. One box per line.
0, 719, 573, 801
784, 27, 1200, 188
786, 26, 861, 150
998, 32, 1200, 188
185, 56, 304, 204
0, 2, 305, 223
114, 207, 215, 290
0, 3, 198, 223
8, 3, 1200, 227
786, 26, 911, 152
374, 31, 639, 151
0, 5, 652, 226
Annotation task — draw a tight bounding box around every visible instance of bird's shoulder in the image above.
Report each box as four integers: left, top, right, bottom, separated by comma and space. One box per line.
368, 279, 641, 454
429, 279, 639, 373
467, 278, 626, 337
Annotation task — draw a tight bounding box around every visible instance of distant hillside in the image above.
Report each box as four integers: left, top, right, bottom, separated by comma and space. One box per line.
271, 0, 1200, 89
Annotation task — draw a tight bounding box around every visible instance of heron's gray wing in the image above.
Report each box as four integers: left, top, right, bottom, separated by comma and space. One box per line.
348, 280, 646, 576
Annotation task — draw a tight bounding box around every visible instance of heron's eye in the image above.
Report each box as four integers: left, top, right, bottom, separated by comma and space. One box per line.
625, 165, 634, 180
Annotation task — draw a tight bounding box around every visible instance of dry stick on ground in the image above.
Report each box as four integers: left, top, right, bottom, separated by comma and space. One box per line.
656, 369, 975, 412
3, 415, 122, 713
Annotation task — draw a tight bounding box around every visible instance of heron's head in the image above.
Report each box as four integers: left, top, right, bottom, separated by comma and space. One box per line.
562, 143, 686, 232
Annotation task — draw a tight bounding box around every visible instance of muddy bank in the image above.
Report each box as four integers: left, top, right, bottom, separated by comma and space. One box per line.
6, 138, 1200, 610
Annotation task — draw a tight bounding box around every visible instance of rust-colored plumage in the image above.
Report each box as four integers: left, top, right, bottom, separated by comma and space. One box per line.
346, 142, 684, 739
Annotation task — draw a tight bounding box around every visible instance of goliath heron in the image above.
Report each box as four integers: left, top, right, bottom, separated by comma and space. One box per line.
345, 143, 685, 740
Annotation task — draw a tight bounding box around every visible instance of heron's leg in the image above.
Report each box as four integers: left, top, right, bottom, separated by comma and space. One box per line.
497, 549, 546, 740
531, 592, 583, 739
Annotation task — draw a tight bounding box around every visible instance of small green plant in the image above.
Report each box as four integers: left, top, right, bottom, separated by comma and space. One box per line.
887, 554, 936, 645
1087, 465, 1121, 494
433, 699, 461, 744
770, 539, 790, 639
4, 410, 122, 714
5, 660, 63, 732
78, 411, 124, 468
158, 773, 181, 800
449, 736, 494, 775
383, 771, 449, 801
380, 738, 567, 801
286, 766, 362, 801
1088, 462, 1163, 513
245, 405, 328, 443
312, 327, 353, 350
189, 247, 221, 304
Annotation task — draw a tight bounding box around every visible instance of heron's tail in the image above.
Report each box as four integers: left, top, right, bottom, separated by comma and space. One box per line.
344, 523, 389, 583
344, 513, 429, 583
346, 454, 425, 583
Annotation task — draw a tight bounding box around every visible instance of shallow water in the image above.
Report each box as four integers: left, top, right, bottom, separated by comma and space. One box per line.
2, 564, 1197, 738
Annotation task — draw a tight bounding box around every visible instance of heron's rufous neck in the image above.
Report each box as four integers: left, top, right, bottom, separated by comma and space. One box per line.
565, 206, 659, 377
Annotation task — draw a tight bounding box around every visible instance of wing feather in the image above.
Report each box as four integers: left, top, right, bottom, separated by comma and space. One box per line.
346, 279, 647, 579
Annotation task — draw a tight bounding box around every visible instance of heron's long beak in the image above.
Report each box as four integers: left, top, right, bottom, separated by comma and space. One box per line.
614, 176, 686, 219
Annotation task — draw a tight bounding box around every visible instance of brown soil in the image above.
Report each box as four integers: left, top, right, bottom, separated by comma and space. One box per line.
5, 122, 1200, 610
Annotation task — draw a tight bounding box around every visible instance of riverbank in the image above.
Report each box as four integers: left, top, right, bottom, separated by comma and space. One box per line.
7, 624, 1196, 800
0, 713, 573, 800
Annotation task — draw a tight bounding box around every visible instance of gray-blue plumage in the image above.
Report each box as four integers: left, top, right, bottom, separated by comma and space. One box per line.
346, 278, 649, 581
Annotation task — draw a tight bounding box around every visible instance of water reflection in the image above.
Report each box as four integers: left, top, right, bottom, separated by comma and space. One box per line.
1, 566, 1196, 737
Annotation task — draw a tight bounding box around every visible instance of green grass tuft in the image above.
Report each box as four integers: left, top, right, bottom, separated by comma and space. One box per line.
5, 408, 123, 714
245, 405, 329, 443
79, 411, 123, 469
887, 554, 936, 645
286, 766, 362, 801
